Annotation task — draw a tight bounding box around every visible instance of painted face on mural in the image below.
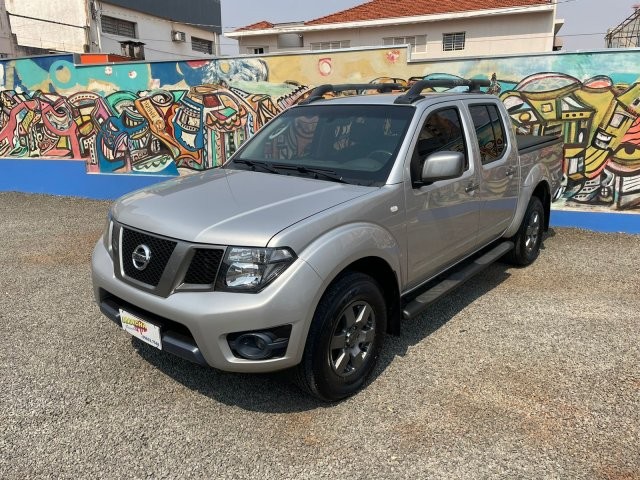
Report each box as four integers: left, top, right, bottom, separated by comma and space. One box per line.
172, 95, 205, 153
96, 110, 147, 172
135, 90, 202, 170
96, 93, 177, 174
170, 85, 254, 169
501, 73, 640, 207
610, 117, 640, 173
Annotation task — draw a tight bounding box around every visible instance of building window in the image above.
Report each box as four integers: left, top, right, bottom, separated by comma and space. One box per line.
277, 33, 303, 49
443, 32, 465, 51
101, 15, 137, 38
248, 47, 267, 54
383, 35, 427, 53
310, 40, 350, 51
192, 37, 213, 54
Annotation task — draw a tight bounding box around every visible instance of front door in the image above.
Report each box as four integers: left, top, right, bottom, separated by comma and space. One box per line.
404, 103, 482, 291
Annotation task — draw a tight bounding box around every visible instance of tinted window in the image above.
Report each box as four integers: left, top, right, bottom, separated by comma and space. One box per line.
226, 105, 414, 186
414, 107, 468, 170
469, 104, 507, 165
411, 107, 469, 180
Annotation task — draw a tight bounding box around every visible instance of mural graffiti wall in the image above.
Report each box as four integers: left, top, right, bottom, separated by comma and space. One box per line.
2, 48, 640, 210
0, 55, 308, 175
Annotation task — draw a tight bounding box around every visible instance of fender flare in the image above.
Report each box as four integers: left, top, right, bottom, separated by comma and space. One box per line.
504, 164, 549, 238
299, 222, 402, 285
292, 222, 403, 335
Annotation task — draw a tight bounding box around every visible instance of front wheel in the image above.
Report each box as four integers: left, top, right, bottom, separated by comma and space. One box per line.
506, 196, 544, 266
293, 272, 387, 402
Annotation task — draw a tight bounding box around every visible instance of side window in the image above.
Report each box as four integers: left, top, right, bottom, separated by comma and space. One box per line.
469, 104, 507, 165
415, 107, 468, 170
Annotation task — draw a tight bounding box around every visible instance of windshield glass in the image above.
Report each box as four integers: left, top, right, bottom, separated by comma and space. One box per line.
224, 104, 414, 186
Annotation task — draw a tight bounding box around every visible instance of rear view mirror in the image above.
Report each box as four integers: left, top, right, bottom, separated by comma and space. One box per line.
421, 151, 465, 183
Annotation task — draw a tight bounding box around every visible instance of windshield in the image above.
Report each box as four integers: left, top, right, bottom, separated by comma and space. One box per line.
224, 104, 414, 186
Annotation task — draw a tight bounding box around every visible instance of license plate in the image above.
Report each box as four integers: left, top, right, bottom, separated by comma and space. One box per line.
119, 309, 162, 350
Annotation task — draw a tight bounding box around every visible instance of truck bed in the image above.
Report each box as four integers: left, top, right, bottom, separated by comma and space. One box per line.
517, 135, 562, 155
515, 134, 564, 204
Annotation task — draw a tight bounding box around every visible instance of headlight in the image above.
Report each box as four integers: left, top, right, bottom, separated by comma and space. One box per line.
102, 210, 114, 258
216, 247, 296, 292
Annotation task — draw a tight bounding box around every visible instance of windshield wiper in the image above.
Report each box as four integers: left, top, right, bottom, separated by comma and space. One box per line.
231, 159, 280, 174
273, 164, 348, 184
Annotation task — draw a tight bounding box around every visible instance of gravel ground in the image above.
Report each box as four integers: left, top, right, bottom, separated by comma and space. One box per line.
0, 191, 638, 479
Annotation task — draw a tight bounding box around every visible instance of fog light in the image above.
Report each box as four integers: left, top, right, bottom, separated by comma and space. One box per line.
229, 331, 290, 360
235, 332, 276, 360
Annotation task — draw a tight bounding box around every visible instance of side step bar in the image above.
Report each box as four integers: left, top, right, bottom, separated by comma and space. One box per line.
402, 241, 514, 320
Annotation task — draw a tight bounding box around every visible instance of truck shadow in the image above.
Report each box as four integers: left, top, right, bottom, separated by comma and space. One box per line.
134, 262, 513, 413
373, 263, 511, 380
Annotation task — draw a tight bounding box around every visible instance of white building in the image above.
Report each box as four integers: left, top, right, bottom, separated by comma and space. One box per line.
3, 0, 221, 60
226, 0, 562, 59
5, 0, 89, 55
95, 0, 221, 61
0, 1, 14, 57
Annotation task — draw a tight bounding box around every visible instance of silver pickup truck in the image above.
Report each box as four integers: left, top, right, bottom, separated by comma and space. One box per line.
92, 79, 563, 401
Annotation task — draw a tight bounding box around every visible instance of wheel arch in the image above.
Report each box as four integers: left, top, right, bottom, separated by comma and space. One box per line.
340, 257, 401, 336
531, 180, 551, 231
505, 177, 551, 237
298, 222, 404, 336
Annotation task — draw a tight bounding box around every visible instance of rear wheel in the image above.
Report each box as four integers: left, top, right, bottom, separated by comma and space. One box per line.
506, 196, 544, 266
294, 272, 386, 402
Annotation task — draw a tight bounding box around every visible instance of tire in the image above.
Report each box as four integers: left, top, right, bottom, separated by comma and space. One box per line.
293, 272, 387, 402
506, 196, 544, 267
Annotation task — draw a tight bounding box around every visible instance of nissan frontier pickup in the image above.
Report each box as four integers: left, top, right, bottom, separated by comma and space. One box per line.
92, 79, 563, 401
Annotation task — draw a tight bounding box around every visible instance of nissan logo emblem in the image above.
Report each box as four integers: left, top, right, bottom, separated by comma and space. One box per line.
132, 244, 152, 271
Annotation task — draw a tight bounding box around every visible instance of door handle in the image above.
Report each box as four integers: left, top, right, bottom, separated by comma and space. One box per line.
465, 183, 480, 193
505, 166, 515, 177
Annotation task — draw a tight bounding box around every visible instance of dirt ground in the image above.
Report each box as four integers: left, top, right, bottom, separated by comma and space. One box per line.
1, 192, 638, 479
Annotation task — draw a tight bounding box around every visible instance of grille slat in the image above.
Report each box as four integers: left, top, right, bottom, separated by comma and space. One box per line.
184, 249, 223, 285
121, 228, 177, 286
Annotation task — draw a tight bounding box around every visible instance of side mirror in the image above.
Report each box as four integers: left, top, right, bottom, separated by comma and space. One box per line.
421, 151, 465, 183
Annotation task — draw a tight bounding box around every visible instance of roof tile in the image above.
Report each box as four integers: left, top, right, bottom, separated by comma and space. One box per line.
233, 20, 274, 32
232, 0, 550, 32
306, 0, 550, 26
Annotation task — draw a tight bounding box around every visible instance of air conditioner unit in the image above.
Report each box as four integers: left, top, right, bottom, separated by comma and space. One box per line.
171, 31, 186, 42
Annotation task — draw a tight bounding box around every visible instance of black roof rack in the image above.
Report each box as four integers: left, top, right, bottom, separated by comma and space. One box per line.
299, 83, 404, 105
394, 78, 491, 104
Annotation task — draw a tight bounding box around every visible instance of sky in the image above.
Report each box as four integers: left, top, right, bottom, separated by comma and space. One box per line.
219, 0, 640, 55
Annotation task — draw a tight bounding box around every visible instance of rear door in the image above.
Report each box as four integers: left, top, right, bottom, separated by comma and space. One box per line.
465, 101, 520, 245
404, 102, 482, 291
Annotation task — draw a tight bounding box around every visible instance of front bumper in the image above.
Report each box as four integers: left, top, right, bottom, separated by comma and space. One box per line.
91, 239, 324, 373
98, 295, 209, 366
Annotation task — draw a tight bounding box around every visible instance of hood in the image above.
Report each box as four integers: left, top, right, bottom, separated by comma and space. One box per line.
113, 169, 373, 246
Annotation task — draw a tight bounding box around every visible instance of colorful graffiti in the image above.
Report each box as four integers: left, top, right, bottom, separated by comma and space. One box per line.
0, 56, 308, 174
0, 90, 86, 159
0, 82, 309, 174
88, 82, 308, 173
2, 49, 640, 210
499, 73, 640, 210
